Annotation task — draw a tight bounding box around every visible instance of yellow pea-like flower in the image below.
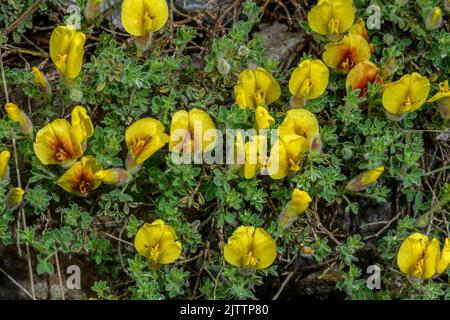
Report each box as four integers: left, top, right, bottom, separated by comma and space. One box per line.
322, 33, 371, 74
243, 135, 268, 179
307, 0, 355, 38
57, 155, 103, 196
397, 233, 441, 279
0, 150, 11, 181
224, 226, 277, 270
125, 117, 170, 173
345, 166, 384, 192
255, 106, 275, 130
169, 109, 216, 154
134, 219, 182, 269
71, 106, 94, 147
278, 109, 320, 154
49, 25, 86, 79
6, 187, 25, 211
267, 109, 319, 180
5, 102, 33, 136
289, 59, 329, 107
278, 189, 312, 228
437, 238, 450, 274
95, 168, 131, 186
427, 80, 450, 120
121, 0, 169, 37
234, 67, 281, 109
346, 61, 383, 97
382, 73, 430, 120
34, 118, 84, 166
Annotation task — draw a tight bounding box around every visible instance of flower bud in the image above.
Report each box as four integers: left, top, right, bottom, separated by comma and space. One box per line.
278, 189, 312, 229
309, 133, 322, 156
4, 103, 33, 136
95, 168, 132, 186
217, 58, 231, 75
341, 146, 353, 160
69, 87, 84, 102
345, 166, 384, 192
85, 0, 103, 22
237, 45, 250, 56
383, 34, 394, 46
6, 187, 25, 211
32, 67, 52, 97
0, 150, 11, 181
425, 7, 443, 30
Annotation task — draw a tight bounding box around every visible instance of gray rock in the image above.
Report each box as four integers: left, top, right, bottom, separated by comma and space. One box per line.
174, 0, 233, 13
257, 22, 304, 63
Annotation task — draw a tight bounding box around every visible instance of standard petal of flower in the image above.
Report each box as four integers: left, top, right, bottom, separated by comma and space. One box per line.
397, 233, 428, 275
65, 32, 86, 79
169, 110, 190, 152
307, 0, 332, 35
71, 105, 94, 145
121, 0, 146, 36
142, 0, 169, 32
250, 228, 277, 269
254, 68, 281, 106
34, 119, 82, 165
422, 238, 440, 279
49, 25, 76, 72
189, 109, 217, 153
437, 238, 450, 274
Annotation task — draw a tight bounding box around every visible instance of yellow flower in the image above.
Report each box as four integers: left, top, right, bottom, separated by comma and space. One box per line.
121, 0, 169, 37
134, 219, 182, 268
243, 135, 268, 179
0, 150, 11, 181
322, 33, 371, 74
397, 233, 440, 279
289, 59, 329, 107
71, 106, 94, 147
278, 109, 320, 154
425, 7, 443, 30
224, 226, 277, 270
255, 106, 275, 130
95, 168, 131, 186
267, 109, 319, 180
5, 102, 33, 136
57, 156, 103, 196
234, 67, 281, 109
169, 109, 216, 154
6, 187, 25, 211
34, 119, 83, 166
346, 61, 383, 97
278, 189, 312, 228
346, 166, 384, 192
437, 238, 450, 274
125, 117, 170, 173
49, 25, 86, 79
382, 73, 430, 120
307, 0, 355, 38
